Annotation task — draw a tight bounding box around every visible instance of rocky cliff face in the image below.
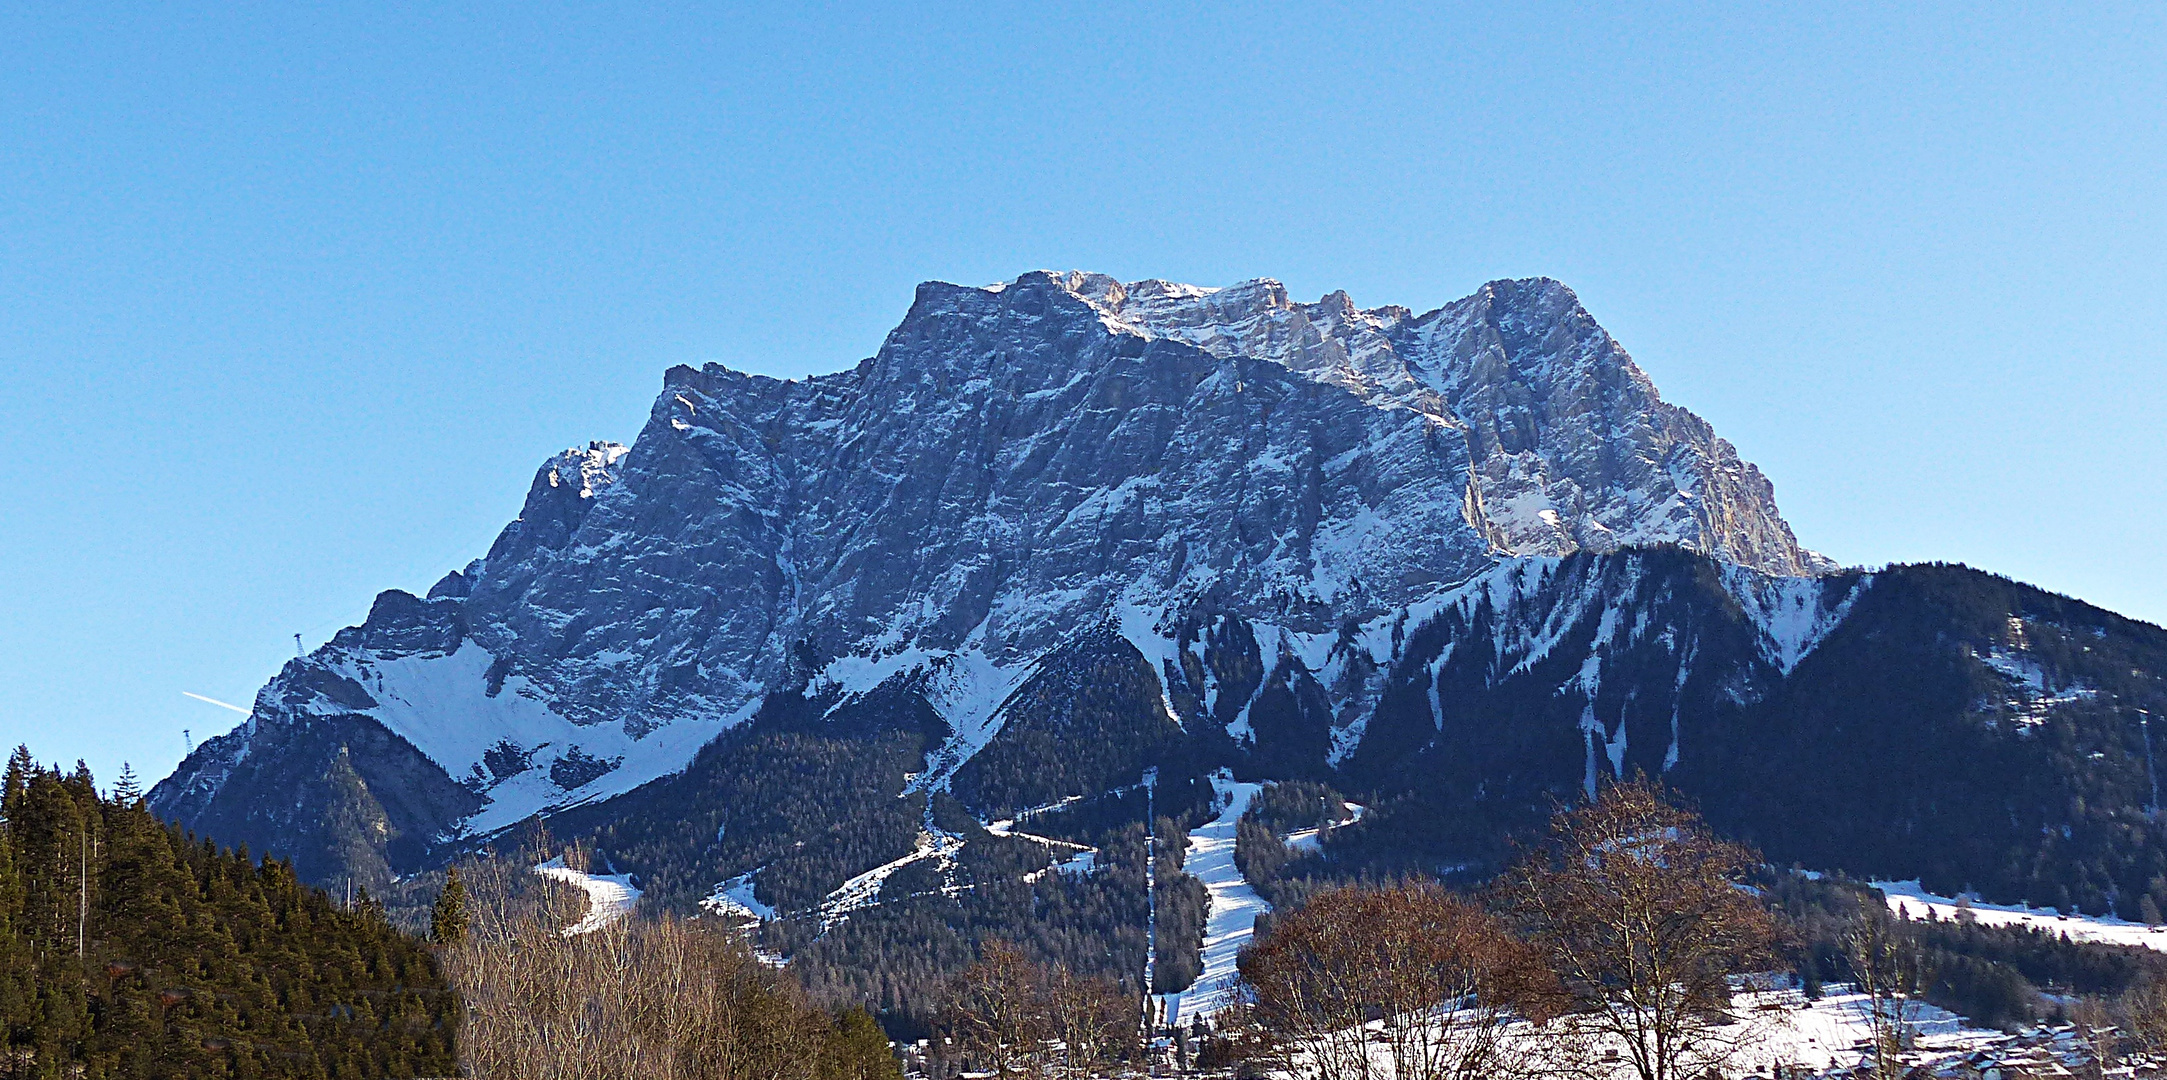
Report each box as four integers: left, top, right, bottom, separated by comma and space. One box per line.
150, 270, 1833, 882
1066, 273, 1827, 576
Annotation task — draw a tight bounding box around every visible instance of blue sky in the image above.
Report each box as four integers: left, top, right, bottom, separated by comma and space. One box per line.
2, 4, 2162, 784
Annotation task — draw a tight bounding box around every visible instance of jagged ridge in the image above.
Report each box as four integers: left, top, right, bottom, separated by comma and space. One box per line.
151, 269, 1836, 886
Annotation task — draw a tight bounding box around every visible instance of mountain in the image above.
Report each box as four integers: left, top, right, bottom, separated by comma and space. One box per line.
147, 271, 2167, 1019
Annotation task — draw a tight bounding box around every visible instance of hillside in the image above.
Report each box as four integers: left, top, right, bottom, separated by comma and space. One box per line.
0, 750, 458, 1076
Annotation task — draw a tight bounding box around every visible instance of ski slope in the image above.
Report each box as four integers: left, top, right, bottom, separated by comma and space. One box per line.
1164, 772, 1268, 1026
533, 858, 642, 935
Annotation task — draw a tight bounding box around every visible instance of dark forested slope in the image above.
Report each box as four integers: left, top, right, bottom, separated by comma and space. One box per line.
0, 750, 457, 1078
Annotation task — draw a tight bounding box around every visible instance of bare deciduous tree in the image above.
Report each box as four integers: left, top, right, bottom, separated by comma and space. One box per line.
1045, 964, 1142, 1079
1240, 883, 1559, 1080
1501, 780, 1782, 1080
2119, 978, 2167, 1062
1844, 906, 1931, 1080
2071, 995, 2120, 1079
941, 940, 1053, 1077
443, 851, 884, 1080
937, 940, 1135, 1080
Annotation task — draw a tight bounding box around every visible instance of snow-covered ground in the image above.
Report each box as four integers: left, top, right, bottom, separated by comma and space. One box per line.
1874, 879, 2167, 952
992, 814, 1097, 884
1732, 987, 1991, 1074
1283, 801, 1365, 855
1260, 987, 1997, 1080
700, 872, 776, 923
818, 824, 966, 926
532, 857, 642, 935
1163, 772, 1269, 1026
825, 641, 1040, 797
1158, 779, 1376, 1025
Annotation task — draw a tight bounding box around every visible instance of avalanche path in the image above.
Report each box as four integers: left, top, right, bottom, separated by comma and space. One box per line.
1165, 772, 1268, 1027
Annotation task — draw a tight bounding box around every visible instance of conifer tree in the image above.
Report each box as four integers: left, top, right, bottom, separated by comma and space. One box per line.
111, 762, 141, 804
1, 744, 31, 818
432, 867, 470, 945
0, 793, 24, 1043
824, 1005, 904, 1080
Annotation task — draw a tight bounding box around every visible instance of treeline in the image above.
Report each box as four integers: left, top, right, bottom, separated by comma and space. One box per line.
0, 748, 457, 1078
0, 739, 926, 1079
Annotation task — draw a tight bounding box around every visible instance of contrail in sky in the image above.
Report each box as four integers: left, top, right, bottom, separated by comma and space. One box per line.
182, 691, 252, 715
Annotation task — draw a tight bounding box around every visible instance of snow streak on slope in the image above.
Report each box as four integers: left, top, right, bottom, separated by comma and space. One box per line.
817, 799, 971, 928
1721, 565, 1869, 674
1165, 772, 1268, 1027
533, 857, 642, 936
986, 812, 1098, 883
819, 641, 1038, 793
1283, 802, 1365, 855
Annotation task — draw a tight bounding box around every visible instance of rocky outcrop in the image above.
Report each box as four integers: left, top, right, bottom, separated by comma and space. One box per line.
1066, 273, 1828, 575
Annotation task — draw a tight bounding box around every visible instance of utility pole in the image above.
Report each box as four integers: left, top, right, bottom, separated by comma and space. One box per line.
2144, 710, 2159, 818
78, 828, 88, 959
1141, 766, 1159, 1040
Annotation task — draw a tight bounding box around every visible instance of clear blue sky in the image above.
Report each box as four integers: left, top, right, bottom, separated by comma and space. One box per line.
2, 4, 2162, 785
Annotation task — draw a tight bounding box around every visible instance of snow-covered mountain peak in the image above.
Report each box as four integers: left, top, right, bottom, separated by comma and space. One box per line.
152, 269, 1838, 861
989, 269, 1830, 576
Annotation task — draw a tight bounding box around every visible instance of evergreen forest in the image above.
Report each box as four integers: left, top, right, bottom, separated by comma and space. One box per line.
0, 748, 458, 1079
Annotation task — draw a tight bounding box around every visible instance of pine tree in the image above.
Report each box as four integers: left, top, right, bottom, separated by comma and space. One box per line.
824, 1005, 904, 1080
1, 744, 31, 819
432, 867, 469, 945
110, 762, 141, 805
0, 795, 26, 1045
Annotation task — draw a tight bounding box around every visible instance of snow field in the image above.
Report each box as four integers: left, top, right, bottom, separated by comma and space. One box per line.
700, 873, 776, 923
327, 641, 756, 836
1874, 879, 2167, 952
